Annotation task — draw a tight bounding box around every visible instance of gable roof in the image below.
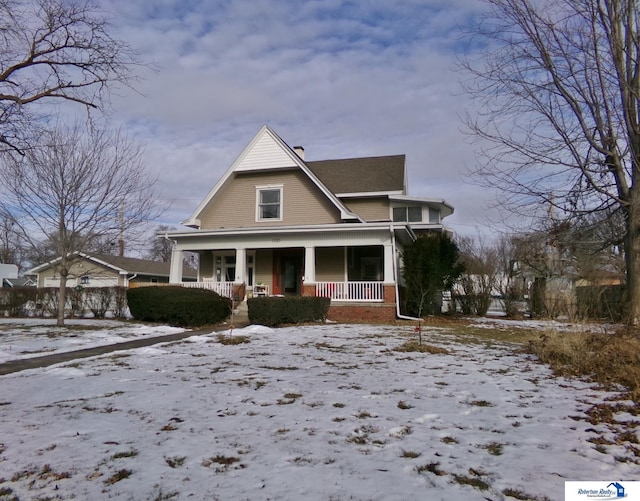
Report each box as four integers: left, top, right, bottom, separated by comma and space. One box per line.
25, 253, 197, 279
3, 277, 35, 287
182, 125, 361, 228
86, 254, 196, 277
306, 155, 406, 195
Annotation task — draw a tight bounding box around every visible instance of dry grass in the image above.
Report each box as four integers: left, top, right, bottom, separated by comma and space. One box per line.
394, 340, 450, 354
525, 330, 640, 401
216, 334, 250, 345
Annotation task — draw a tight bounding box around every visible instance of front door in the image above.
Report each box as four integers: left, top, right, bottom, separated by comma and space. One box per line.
272, 249, 303, 295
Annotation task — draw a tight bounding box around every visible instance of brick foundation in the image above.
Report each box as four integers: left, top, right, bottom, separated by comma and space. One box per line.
327, 303, 397, 323
302, 283, 398, 323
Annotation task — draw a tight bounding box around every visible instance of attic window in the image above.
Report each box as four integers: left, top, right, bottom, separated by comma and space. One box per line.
256, 186, 283, 221
393, 206, 422, 223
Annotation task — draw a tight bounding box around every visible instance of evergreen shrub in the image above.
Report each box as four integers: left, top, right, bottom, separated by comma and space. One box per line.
127, 286, 231, 327
247, 296, 330, 326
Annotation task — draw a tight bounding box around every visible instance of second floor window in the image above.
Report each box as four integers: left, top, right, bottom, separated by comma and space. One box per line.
257, 187, 282, 221
393, 206, 422, 223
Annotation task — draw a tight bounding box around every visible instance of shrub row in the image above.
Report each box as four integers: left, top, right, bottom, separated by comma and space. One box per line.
576, 284, 625, 322
247, 296, 330, 326
0, 286, 127, 318
127, 286, 231, 327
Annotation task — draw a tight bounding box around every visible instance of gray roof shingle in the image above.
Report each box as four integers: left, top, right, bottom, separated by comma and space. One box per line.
92, 255, 197, 279
306, 155, 406, 195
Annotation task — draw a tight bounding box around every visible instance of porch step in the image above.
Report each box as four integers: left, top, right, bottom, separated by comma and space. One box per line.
231, 300, 249, 327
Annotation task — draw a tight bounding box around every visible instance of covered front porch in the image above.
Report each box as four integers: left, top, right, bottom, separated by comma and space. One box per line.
174, 245, 394, 303
166, 225, 405, 307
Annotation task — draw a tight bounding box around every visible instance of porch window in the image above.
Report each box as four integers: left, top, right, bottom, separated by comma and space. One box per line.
348, 246, 383, 281
247, 254, 254, 286
215, 254, 236, 282
392, 206, 422, 223
224, 255, 236, 281
256, 186, 282, 221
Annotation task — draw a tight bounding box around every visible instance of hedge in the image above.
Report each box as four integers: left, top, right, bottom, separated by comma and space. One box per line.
247, 296, 330, 326
127, 286, 231, 327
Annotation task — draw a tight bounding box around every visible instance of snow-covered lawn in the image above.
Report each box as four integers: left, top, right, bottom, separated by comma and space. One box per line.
0, 319, 638, 500
0, 318, 187, 363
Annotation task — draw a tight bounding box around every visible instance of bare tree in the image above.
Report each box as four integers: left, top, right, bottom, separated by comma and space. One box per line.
462, 0, 640, 325
0, 216, 24, 267
494, 234, 528, 317
21, 229, 120, 269
146, 225, 177, 262
455, 235, 500, 316
0, 0, 140, 153
0, 121, 161, 326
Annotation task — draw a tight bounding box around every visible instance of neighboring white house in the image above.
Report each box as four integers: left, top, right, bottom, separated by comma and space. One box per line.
25, 253, 196, 289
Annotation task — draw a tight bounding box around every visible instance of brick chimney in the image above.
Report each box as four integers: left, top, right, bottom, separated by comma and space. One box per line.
293, 146, 305, 160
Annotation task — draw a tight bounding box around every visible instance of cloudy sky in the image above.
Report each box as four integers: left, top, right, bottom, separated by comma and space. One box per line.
101, 0, 492, 237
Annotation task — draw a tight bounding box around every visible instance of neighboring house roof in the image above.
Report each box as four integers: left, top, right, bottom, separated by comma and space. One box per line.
306, 155, 406, 195
25, 253, 197, 279
3, 277, 35, 288
96, 254, 197, 280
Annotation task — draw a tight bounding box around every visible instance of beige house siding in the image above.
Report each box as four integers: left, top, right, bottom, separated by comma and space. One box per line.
255, 249, 273, 291
198, 170, 341, 229
342, 197, 390, 222
199, 252, 214, 279
37, 260, 122, 287
315, 247, 345, 281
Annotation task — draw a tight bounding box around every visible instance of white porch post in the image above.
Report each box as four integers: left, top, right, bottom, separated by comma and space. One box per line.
304, 246, 316, 283
169, 248, 184, 283
383, 244, 394, 283
235, 248, 246, 283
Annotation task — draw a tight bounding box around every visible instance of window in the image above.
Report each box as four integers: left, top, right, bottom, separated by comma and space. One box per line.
257, 186, 282, 221
247, 254, 254, 286
392, 206, 422, 223
224, 255, 236, 281
347, 246, 383, 281
81, 276, 89, 285
408, 207, 422, 222
392, 207, 405, 222
429, 208, 440, 223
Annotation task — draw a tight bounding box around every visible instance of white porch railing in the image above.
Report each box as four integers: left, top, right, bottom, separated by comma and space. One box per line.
181, 280, 234, 298
315, 281, 384, 302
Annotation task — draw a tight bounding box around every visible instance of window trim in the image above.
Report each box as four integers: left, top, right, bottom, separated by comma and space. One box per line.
256, 185, 283, 222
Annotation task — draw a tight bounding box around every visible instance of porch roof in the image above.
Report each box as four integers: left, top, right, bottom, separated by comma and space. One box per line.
163, 221, 447, 249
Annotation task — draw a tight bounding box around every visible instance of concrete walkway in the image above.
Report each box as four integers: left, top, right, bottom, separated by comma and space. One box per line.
0, 312, 250, 376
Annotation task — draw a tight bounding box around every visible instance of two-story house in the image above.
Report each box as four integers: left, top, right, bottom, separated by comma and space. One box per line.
166, 125, 454, 322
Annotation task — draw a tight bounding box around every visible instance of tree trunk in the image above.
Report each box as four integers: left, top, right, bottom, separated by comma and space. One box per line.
625, 188, 640, 327
57, 267, 67, 327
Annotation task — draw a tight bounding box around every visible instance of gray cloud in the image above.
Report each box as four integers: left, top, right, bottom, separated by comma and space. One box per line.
100, 0, 495, 235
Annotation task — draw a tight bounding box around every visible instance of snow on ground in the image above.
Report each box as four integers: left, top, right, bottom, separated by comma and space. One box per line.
0, 320, 638, 500
0, 318, 186, 363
